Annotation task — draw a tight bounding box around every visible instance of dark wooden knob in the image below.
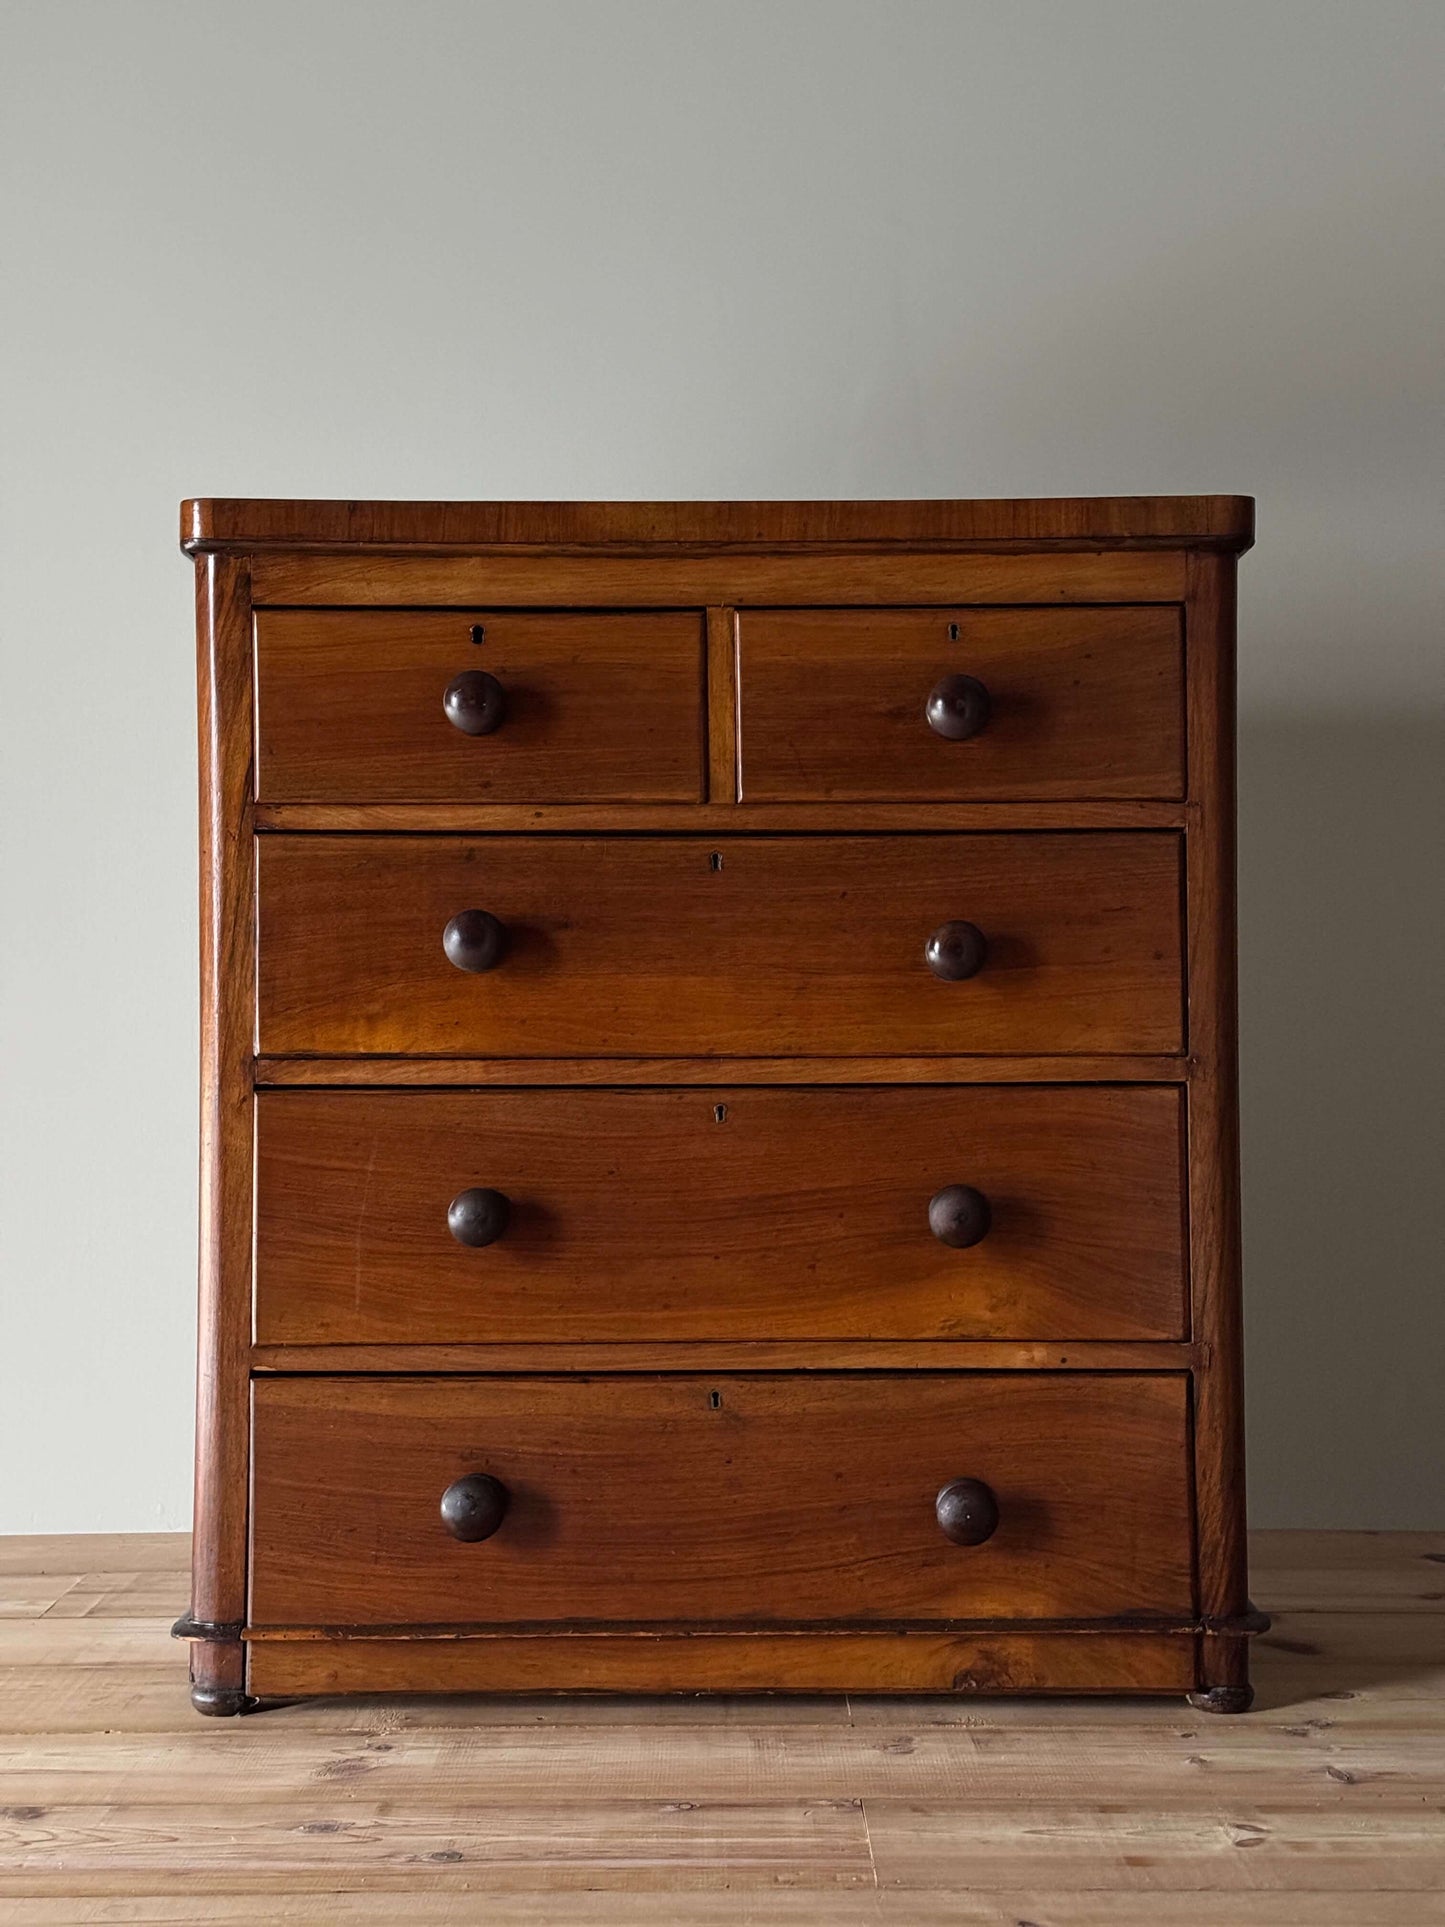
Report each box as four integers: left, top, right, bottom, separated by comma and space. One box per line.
925, 920, 988, 980
926, 673, 990, 741
928, 1184, 992, 1248
443, 909, 507, 973
935, 1478, 999, 1546
448, 1186, 510, 1247
440, 1473, 510, 1542
443, 669, 506, 736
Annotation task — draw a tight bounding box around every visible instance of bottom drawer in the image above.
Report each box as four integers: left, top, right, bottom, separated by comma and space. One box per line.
249, 1374, 1193, 1627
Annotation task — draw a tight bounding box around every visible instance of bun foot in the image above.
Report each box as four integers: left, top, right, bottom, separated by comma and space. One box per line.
1187, 1683, 1255, 1715
191, 1684, 255, 1717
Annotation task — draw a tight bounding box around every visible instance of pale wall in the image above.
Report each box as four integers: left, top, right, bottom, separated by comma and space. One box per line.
2, 0, 1441, 1529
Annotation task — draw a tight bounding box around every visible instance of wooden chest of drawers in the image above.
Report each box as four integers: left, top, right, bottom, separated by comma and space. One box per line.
175, 496, 1264, 1715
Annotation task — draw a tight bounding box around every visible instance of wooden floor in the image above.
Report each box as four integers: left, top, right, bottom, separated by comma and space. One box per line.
0, 1533, 1442, 1922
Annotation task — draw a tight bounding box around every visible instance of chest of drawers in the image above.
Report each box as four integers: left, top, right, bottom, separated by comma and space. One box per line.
175, 496, 1264, 1715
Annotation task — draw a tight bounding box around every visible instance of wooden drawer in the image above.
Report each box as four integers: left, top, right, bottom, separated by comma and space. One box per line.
248, 1373, 1194, 1626
254, 609, 704, 802
254, 1086, 1187, 1344
255, 833, 1183, 1056
736, 606, 1183, 801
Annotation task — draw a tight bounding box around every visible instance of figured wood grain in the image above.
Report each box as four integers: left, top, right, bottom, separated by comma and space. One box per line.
255, 609, 705, 804
737, 607, 1184, 801
245, 1630, 1193, 1698
253, 1086, 1187, 1345
247, 1374, 1193, 1627
704, 607, 739, 802
190, 555, 253, 1649
252, 1052, 1189, 1086
247, 549, 1189, 608
179, 495, 1257, 1715
249, 1341, 1200, 1372
183, 494, 1255, 551
255, 833, 1184, 1057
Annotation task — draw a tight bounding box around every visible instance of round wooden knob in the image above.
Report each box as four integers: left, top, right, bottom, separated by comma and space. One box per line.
928, 1184, 992, 1248
440, 1473, 510, 1542
926, 673, 991, 741
443, 909, 507, 973
448, 1186, 510, 1247
935, 1478, 999, 1546
443, 669, 506, 736
925, 920, 987, 981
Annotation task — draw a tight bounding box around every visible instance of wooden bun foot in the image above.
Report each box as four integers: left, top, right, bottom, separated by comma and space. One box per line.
191, 1683, 255, 1717
1187, 1683, 1255, 1715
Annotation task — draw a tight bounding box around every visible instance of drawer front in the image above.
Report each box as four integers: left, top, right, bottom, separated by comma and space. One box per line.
256, 833, 1183, 1056
255, 1087, 1187, 1344
255, 609, 705, 802
248, 1373, 1194, 1626
736, 606, 1183, 801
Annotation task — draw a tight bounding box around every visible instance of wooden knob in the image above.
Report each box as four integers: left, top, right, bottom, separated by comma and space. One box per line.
926, 673, 990, 741
448, 1187, 510, 1247
935, 1478, 999, 1546
443, 669, 506, 736
443, 909, 507, 973
928, 1184, 992, 1248
440, 1473, 510, 1542
925, 920, 987, 980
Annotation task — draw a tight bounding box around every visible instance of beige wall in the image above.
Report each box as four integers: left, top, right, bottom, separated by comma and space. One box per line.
2, 1, 1441, 1530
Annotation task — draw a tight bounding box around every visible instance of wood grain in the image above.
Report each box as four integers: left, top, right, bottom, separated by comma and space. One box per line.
704, 607, 739, 802
247, 1373, 1193, 1627
189, 554, 253, 1658
1183, 552, 1251, 1670
246, 1630, 1192, 1698
737, 606, 1184, 801
255, 832, 1184, 1057
183, 494, 1255, 552
254, 799, 1192, 830
253, 1051, 1189, 1086
246, 547, 1188, 608
253, 1086, 1187, 1345
5, 1532, 1442, 1912
255, 609, 705, 804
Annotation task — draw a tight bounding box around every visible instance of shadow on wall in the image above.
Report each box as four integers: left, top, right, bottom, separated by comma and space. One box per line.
1239, 711, 1444, 1529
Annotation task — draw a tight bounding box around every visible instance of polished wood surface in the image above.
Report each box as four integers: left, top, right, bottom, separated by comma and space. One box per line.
737, 606, 1183, 801
189, 554, 253, 1703
256, 609, 705, 803
248, 1629, 1193, 1698
253, 1086, 1187, 1345
255, 799, 1191, 830
253, 1050, 1189, 1086
248, 1374, 1192, 1627
187, 496, 1256, 1713
184, 493, 1256, 552
1183, 550, 1251, 1686
251, 1339, 1199, 1373
255, 832, 1184, 1057
4, 1531, 1440, 1915
248, 547, 1190, 608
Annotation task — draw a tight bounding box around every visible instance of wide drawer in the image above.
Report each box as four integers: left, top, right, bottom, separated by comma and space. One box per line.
254, 609, 705, 802
248, 1373, 1194, 1626
254, 1087, 1187, 1344
255, 833, 1183, 1056
736, 606, 1184, 800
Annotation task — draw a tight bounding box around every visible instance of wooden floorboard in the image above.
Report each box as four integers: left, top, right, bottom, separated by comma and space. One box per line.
0, 1531, 1440, 1917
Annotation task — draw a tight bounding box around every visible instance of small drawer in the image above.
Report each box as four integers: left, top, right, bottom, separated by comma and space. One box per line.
736, 606, 1183, 801
254, 608, 705, 803
254, 1086, 1187, 1345
255, 832, 1183, 1056
248, 1373, 1194, 1627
